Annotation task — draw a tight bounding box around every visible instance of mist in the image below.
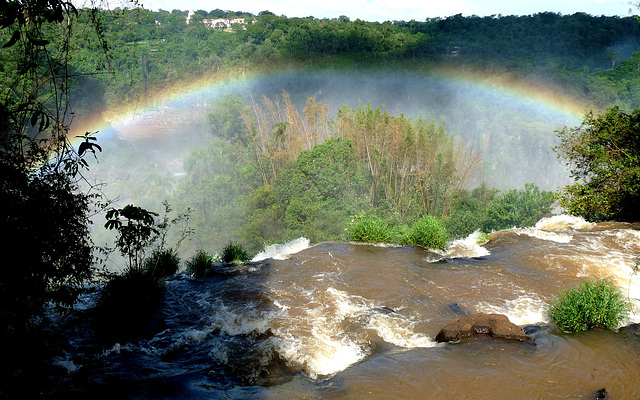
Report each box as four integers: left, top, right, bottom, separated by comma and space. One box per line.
91, 67, 577, 194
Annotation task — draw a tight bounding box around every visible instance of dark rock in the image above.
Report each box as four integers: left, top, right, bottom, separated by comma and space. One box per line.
371, 306, 395, 315
522, 325, 542, 335
595, 388, 607, 399
619, 323, 640, 339
435, 313, 529, 343
446, 303, 468, 318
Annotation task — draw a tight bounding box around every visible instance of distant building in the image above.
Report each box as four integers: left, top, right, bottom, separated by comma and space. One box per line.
201, 17, 252, 31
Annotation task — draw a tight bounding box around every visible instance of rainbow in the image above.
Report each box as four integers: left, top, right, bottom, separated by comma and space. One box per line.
434, 66, 589, 120
68, 64, 589, 148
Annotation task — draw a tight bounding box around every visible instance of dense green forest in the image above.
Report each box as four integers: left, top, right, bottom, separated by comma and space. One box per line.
3, 8, 639, 120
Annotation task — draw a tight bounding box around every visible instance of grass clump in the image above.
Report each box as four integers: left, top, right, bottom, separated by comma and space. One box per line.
548, 280, 629, 332
186, 250, 216, 278
221, 241, 250, 263
403, 216, 448, 249
347, 215, 394, 243
143, 248, 180, 279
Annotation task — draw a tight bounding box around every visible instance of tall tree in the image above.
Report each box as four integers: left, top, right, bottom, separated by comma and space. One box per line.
555, 107, 640, 221
0, 0, 114, 331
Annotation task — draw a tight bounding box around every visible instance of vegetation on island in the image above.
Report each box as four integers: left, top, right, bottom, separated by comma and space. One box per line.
221, 241, 251, 263
186, 249, 217, 278
548, 280, 629, 332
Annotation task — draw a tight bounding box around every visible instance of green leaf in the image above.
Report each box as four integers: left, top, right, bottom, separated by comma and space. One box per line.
2, 30, 20, 48
104, 219, 121, 230
30, 111, 40, 127
26, 31, 49, 46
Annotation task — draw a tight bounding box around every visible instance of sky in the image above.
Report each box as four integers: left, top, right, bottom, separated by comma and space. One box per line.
139, 0, 634, 22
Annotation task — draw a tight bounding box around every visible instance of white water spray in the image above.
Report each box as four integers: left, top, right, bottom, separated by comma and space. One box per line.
252, 237, 311, 262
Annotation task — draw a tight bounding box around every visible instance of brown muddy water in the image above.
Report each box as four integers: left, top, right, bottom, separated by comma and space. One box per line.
55, 215, 640, 399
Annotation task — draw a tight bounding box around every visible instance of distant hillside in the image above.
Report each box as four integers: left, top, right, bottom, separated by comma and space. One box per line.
29, 9, 637, 118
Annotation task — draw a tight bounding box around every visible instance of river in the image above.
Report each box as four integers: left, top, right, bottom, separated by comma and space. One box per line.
50, 215, 640, 399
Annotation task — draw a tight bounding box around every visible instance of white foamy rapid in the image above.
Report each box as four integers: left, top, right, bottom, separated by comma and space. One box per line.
477, 295, 550, 326
431, 230, 491, 260
571, 228, 640, 324
513, 215, 594, 243
270, 287, 435, 379
252, 237, 311, 262
515, 215, 640, 325
535, 214, 596, 231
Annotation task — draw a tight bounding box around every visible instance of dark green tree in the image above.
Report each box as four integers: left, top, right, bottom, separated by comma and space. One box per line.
555, 107, 640, 221
0, 162, 94, 329
206, 94, 248, 144
484, 183, 554, 231
273, 137, 370, 243
0, 0, 111, 331
0, 0, 115, 395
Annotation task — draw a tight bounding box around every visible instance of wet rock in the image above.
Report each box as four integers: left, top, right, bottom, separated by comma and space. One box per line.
522, 324, 542, 335
619, 323, 640, 339
446, 303, 468, 318
594, 388, 607, 399
371, 306, 395, 315
435, 313, 529, 343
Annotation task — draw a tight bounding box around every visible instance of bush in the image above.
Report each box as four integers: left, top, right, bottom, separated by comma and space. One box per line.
484, 183, 554, 231
346, 215, 394, 243
186, 250, 216, 278
96, 269, 164, 341
221, 242, 250, 263
143, 248, 180, 279
445, 196, 486, 239
547, 280, 629, 332
403, 216, 448, 249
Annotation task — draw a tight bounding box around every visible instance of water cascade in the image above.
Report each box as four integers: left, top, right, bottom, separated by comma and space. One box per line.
51, 216, 640, 399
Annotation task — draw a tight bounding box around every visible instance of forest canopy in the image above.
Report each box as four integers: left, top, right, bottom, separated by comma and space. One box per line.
2, 9, 638, 123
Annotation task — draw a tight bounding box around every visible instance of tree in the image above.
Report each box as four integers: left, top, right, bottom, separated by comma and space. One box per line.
484, 183, 554, 231
0, 1, 118, 395
206, 94, 247, 144
0, 162, 94, 329
273, 137, 370, 243
104, 205, 160, 273
555, 107, 640, 221
335, 103, 476, 218
0, 0, 112, 331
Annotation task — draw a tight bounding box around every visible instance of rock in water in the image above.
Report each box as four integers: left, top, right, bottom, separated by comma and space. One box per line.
594, 388, 607, 399
435, 313, 529, 343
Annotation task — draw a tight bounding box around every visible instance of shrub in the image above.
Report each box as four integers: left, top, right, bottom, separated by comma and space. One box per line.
547, 280, 629, 332
143, 248, 180, 279
484, 183, 554, 231
186, 250, 215, 278
96, 269, 164, 341
475, 232, 491, 245
221, 242, 250, 263
445, 195, 486, 239
346, 215, 394, 243
403, 216, 448, 249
